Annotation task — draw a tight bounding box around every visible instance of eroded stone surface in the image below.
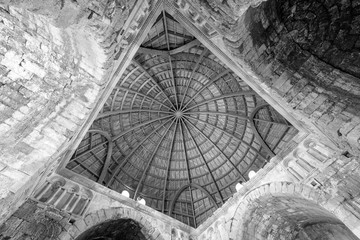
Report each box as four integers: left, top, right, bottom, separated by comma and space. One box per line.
0, 1, 111, 224
221, 0, 360, 154
1, 0, 360, 239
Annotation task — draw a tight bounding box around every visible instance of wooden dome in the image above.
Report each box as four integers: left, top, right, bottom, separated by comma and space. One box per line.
66, 11, 298, 227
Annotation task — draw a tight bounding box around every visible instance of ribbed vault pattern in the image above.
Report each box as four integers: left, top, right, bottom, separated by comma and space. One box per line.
66, 11, 298, 227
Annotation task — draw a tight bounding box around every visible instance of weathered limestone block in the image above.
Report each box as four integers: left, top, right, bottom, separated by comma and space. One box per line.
0, 0, 114, 223
0, 199, 71, 239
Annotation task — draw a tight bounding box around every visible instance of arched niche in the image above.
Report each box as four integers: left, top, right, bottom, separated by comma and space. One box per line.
65, 207, 165, 240
228, 182, 360, 240
33, 176, 93, 216
34, 176, 67, 203
283, 138, 335, 182
241, 196, 357, 239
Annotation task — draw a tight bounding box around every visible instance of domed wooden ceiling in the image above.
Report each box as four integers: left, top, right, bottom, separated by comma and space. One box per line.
66, 11, 298, 227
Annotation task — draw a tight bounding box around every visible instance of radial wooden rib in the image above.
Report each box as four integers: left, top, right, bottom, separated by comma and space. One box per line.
133, 118, 177, 199
182, 118, 224, 204
112, 115, 172, 141
132, 60, 176, 109
185, 115, 269, 163
97, 109, 170, 120
114, 86, 173, 110
162, 10, 179, 108
106, 117, 174, 187
162, 119, 179, 213
183, 117, 247, 181
178, 119, 196, 226
180, 69, 232, 111
179, 48, 209, 108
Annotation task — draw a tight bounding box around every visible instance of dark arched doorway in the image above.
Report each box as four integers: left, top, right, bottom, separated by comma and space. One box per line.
75, 219, 148, 240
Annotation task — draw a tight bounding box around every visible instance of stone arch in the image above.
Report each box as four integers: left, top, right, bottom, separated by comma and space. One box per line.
60, 207, 165, 240
221, 0, 360, 154
228, 181, 360, 239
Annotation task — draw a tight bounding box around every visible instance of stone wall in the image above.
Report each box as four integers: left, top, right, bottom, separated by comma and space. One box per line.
296, 223, 359, 240
0, 199, 69, 240
0, 0, 147, 225
191, 135, 360, 239
1, 0, 360, 239
3, 154, 360, 240
0, 172, 192, 240
194, 181, 360, 240
168, 147, 360, 240
0, 2, 109, 224
0, 198, 169, 240
221, 0, 360, 154
238, 195, 353, 240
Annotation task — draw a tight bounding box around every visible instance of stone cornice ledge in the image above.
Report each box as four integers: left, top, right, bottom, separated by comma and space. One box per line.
58, 169, 193, 233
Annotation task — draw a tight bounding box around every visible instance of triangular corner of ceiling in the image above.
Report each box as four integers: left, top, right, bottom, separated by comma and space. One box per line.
138, 0, 219, 45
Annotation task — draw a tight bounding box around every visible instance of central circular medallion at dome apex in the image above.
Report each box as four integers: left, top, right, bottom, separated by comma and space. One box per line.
174, 110, 183, 119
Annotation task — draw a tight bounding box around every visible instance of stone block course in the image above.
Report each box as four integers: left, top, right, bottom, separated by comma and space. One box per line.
0, 167, 29, 183
58, 231, 73, 240
0, 216, 22, 237
0, 2, 110, 224
0, 0, 358, 239
84, 214, 94, 227
0, 174, 13, 198
67, 225, 80, 239
96, 209, 107, 222
20, 59, 46, 78
74, 220, 86, 233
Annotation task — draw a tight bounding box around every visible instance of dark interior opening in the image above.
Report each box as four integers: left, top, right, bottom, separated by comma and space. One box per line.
75, 218, 147, 240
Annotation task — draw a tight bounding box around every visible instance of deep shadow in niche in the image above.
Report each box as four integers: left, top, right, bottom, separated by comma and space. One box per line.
75, 219, 147, 240
240, 195, 360, 240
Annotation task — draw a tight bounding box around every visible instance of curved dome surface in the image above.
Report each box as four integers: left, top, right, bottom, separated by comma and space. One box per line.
66, 11, 298, 227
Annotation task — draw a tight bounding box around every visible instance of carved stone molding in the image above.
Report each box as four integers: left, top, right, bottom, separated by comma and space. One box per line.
283, 138, 336, 184
32, 175, 93, 217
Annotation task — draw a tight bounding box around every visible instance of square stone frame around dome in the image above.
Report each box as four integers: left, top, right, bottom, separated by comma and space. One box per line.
55, 0, 316, 231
